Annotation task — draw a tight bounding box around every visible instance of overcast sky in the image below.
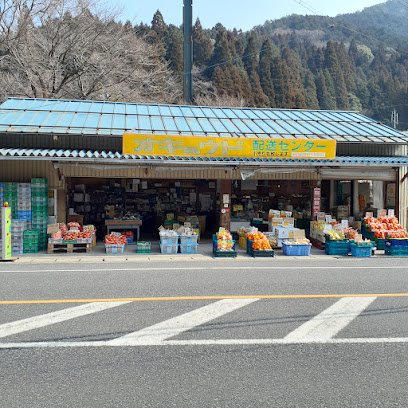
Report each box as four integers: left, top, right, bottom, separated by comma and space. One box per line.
118, 0, 386, 30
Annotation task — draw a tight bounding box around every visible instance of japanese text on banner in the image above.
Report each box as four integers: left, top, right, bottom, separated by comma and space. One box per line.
123, 134, 336, 160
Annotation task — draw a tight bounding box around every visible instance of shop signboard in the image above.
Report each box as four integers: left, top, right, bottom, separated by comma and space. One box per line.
1, 207, 12, 260
123, 134, 337, 160
313, 187, 321, 216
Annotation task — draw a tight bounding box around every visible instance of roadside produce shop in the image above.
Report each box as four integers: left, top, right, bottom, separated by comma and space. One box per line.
1, 97, 408, 257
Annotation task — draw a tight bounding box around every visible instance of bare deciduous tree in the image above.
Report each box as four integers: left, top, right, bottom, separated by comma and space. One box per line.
0, 0, 181, 102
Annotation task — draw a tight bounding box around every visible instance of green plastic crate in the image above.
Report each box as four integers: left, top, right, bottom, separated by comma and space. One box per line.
137, 241, 151, 253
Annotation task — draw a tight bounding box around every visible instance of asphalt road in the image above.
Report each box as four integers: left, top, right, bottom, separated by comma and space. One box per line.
1, 257, 408, 407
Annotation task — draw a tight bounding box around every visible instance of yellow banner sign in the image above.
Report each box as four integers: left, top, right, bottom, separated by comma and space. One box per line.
123, 134, 336, 160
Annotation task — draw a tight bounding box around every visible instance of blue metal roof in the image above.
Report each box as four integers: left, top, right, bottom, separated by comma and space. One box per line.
0, 97, 406, 144
1, 148, 408, 167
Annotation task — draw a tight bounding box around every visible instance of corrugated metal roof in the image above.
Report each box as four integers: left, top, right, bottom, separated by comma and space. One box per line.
1, 148, 407, 167
0, 98, 406, 144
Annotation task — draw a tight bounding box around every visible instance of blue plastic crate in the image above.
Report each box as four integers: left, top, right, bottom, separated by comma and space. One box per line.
180, 235, 198, 244
180, 243, 198, 254
385, 239, 408, 247
126, 237, 134, 244
350, 244, 372, 257
160, 235, 179, 245
160, 244, 178, 254
282, 243, 311, 256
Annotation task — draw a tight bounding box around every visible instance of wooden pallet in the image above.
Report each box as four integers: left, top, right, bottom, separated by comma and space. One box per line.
47, 242, 92, 254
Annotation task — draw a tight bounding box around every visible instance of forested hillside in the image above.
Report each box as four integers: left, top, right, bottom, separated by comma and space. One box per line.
1, 0, 408, 129
138, 3, 408, 129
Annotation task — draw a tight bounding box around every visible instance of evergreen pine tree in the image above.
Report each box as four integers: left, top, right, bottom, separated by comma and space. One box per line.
165, 25, 183, 75
192, 18, 213, 67
303, 70, 320, 109
316, 70, 336, 110
258, 38, 276, 107
244, 32, 258, 76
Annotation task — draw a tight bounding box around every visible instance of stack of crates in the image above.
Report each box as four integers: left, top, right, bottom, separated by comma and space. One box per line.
11, 220, 28, 254
17, 183, 32, 226
31, 178, 48, 250
4, 182, 17, 219
23, 230, 40, 253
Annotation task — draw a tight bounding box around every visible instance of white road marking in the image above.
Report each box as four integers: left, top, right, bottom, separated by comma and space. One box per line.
0, 266, 407, 273
0, 301, 131, 338
108, 298, 259, 346
2, 337, 408, 348
283, 296, 377, 342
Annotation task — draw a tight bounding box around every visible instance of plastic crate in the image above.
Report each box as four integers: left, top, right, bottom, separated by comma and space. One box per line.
105, 244, 125, 254
179, 235, 198, 244
246, 239, 253, 254
373, 238, 386, 250
180, 243, 198, 254
350, 244, 372, 257
160, 235, 179, 245
324, 239, 350, 256
282, 243, 312, 256
385, 245, 408, 256
48, 238, 63, 244
252, 249, 274, 258
385, 239, 408, 247
213, 248, 237, 258
160, 244, 178, 254
137, 241, 151, 253
126, 237, 134, 244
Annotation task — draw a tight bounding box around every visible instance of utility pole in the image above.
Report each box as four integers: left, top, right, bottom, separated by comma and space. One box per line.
391, 108, 399, 128
183, 0, 193, 104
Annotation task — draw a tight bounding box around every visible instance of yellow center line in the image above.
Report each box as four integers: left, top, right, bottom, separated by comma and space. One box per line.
2, 293, 408, 304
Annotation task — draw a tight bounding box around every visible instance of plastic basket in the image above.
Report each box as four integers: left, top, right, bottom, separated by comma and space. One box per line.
385, 239, 408, 247
160, 244, 178, 254
160, 235, 179, 245
126, 237, 134, 244
282, 243, 312, 256
48, 238, 63, 244
180, 243, 198, 254
350, 244, 372, 257
213, 248, 237, 258
105, 244, 125, 254
385, 245, 408, 256
179, 235, 198, 244
324, 239, 349, 256
373, 238, 386, 250
137, 241, 151, 253
252, 249, 274, 258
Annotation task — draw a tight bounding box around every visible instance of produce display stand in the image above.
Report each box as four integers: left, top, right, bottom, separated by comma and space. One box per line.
105, 219, 142, 240
309, 237, 324, 250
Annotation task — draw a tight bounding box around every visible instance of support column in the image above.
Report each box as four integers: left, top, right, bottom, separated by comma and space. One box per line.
219, 180, 231, 231
353, 180, 359, 218
329, 180, 335, 211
